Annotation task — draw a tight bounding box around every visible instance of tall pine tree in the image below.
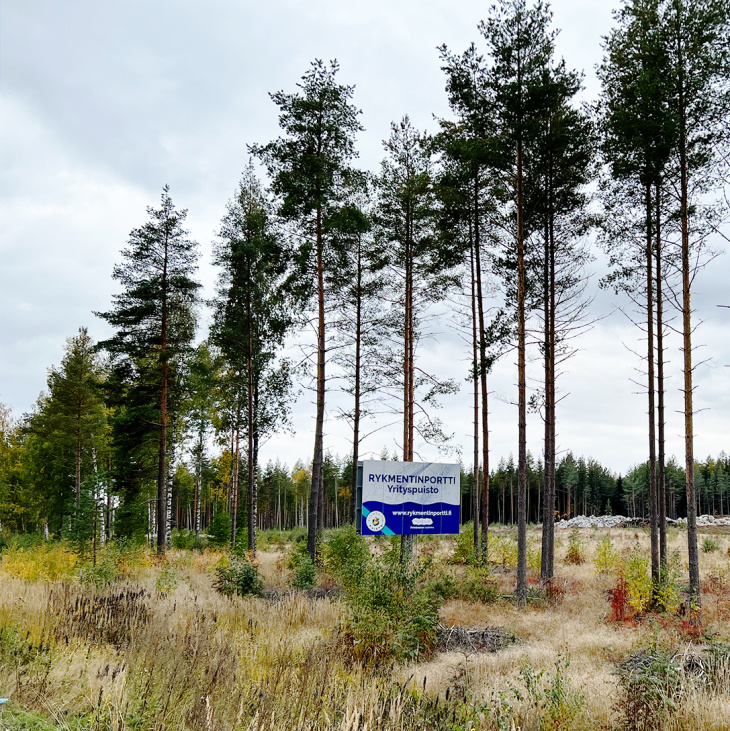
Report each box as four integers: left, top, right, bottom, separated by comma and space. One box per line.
97, 186, 200, 553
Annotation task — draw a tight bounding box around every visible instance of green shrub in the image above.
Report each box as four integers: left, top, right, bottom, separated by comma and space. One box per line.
490, 535, 518, 567
461, 566, 500, 603
287, 541, 317, 590
340, 552, 442, 665
290, 553, 317, 590
171, 529, 203, 551
427, 571, 460, 600
527, 537, 542, 573
213, 555, 264, 598
625, 548, 652, 614
156, 565, 178, 596
653, 550, 683, 614
80, 547, 119, 588
206, 511, 231, 548
451, 522, 477, 564
322, 524, 370, 590
593, 535, 621, 574
702, 535, 721, 553
563, 529, 585, 565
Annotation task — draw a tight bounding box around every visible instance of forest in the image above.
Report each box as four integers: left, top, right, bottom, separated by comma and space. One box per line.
1, 0, 730, 606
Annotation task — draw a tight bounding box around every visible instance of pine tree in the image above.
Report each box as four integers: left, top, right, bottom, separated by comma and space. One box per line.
328, 180, 387, 523
212, 164, 293, 554
599, 0, 675, 589
97, 186, 200, 553
664, 0, 730, 610
437, 42, 500, 561
251, 60, 362, 560
480, 0, 555, 607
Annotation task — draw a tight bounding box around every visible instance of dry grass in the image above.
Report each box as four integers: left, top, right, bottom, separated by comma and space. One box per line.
0, 526, 729, 729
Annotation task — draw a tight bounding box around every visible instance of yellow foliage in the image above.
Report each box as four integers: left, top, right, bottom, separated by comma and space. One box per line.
0, 543, 78, 581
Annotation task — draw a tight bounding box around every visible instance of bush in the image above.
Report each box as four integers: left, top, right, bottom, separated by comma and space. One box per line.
322, 524, 370, 590
206, 511, 231, 548
625, 548, 652, 614
702, 535, 721, 554
287, 541, 317, 590
290, 553, 317, 590
451, 522, 478, 565
156, 565, 179, 596
171, 529, 203, 551
490, 535, 518, 567
340, 551, 442, 666
0, 541, 78, 580
653, 550, 683, 614
615, 647, 682, 730
213, 555, 264, 598
80, 546, 120, 587
460, 566, 500, 603
563, 529, 585, 565
593, 535, 621, 574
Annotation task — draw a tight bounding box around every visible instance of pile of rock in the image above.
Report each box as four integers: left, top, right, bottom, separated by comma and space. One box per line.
555, 514, 730, 529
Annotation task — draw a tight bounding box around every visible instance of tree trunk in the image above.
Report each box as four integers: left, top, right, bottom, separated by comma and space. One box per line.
516, 129, 528, 608
470, 233, 480, 553
157, 312, 168, 555
646, 182, 659, 588
473, 170, 490, 562
166, 421, 174, 548
351, 234, 363, 524
401, 199, 414, 562
308, 205, 326, 561
230, 424, 240, 547
247, 288, 257, 555
676, 20, 700, 611
656, 181, 667, 567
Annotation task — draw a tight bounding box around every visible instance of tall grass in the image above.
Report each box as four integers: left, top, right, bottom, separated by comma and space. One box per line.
1, 526, 730, 729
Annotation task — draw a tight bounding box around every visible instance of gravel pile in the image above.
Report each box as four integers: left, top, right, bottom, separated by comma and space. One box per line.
556, 514, 730, 529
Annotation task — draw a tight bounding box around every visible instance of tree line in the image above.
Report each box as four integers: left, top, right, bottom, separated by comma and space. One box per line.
1, 0, 729, 612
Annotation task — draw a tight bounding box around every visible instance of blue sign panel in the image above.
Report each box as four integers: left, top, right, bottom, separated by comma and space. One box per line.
360, 460, 460, 535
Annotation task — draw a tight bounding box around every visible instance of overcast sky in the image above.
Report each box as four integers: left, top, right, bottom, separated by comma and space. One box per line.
1, 0, 728, 476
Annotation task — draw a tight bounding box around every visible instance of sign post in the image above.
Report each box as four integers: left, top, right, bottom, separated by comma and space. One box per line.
358, 460, 460, 535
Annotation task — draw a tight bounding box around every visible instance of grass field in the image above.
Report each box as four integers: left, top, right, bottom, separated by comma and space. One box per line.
1, 524, 730, 730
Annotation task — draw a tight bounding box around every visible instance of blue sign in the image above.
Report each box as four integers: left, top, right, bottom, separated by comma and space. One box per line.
360, 460, 460, 535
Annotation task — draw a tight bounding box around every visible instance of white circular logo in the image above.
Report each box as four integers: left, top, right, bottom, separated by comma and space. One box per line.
366, 510, 386, 532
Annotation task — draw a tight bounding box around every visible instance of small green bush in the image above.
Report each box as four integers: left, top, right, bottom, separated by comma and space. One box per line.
340, 552, 442, 665
563, 529, 585, 565
290, 553, 317, 589
156, 565, 178, 596
491, 535, 518, 567
171, 528, 203, 550
461, 567, 500, 603
213, 555, 264, 598
80, 549, 119, 588
322, 524, 370, 590
593, 535, 621, 574
287, 541, 317, 589
702, 535, 721, 553
206, 511, 231, 548
625, 547, 652, 614
451, 522, 478, 564
427, 571, 459, 600
653, 551, 683, 614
